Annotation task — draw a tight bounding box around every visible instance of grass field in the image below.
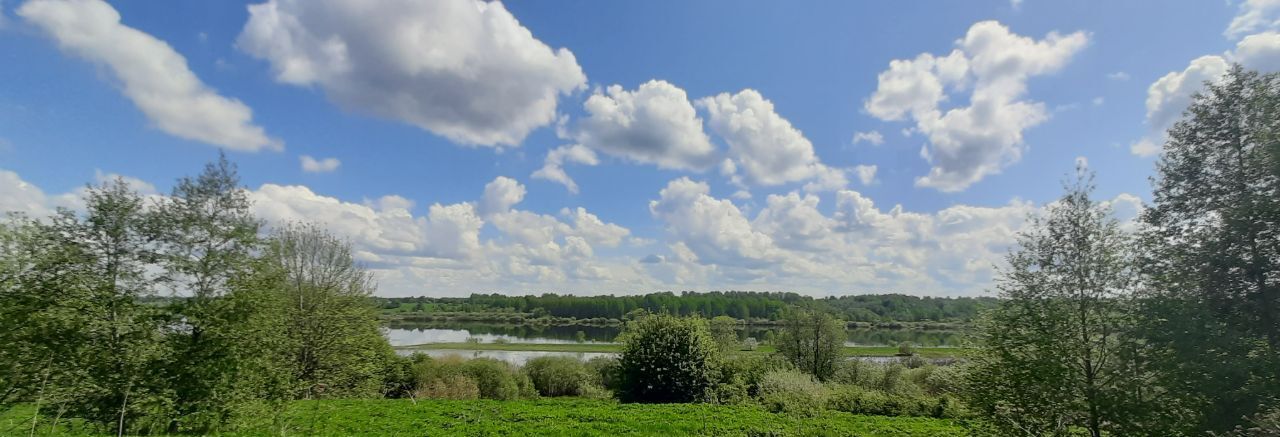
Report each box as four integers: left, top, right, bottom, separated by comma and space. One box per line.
394, 342, 972, 359
1, 398, 972, 436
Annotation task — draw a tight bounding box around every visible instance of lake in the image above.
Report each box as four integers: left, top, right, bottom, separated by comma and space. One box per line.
387, 321, 969, 364
385, 321, 969, 347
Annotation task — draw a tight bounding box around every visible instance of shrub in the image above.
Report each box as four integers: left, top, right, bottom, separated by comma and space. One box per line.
525, 356, 591, 397
831, 359, 884, 389
617, 314, 720, 403
897, 342, 916, 356
585, 356, 622, 392
409, 355, 529, 401
415, 374, 480, 400
902, 355, 928, 369
877, 364, 915, 395
742, 337, 759, 351
757, 369, 827, 417
462, 358, 526, 400
825, 386, 955, 418
921, 365, 962, 396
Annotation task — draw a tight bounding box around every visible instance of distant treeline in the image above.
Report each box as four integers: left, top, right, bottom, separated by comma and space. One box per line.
378, 291, 999, 323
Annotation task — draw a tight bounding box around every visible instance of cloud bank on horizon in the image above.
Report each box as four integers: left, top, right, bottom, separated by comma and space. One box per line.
1, 0, 1272, 296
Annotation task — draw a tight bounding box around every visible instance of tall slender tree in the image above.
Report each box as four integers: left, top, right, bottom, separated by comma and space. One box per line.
1138, 65, 1280, 432
152, 153, 272, 431
965, 168, 1162, 436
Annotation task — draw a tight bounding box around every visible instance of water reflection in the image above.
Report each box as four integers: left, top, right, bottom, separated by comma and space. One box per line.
395, 349, 611, 366
385, 321, 969, 348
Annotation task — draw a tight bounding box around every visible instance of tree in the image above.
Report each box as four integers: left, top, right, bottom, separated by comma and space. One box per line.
0, 180, 172, 433
964, 169, 1161, 436
774, 308, 843, 381
617, 314, 720, 403
709, 316, 740, 352
1137, 65, 1280, 432
264, 223, 391, 398
152, 154, 278, 431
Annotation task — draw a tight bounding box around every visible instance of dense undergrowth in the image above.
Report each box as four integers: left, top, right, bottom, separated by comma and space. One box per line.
0, 399, 972, 436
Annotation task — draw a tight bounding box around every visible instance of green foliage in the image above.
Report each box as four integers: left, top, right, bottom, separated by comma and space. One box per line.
584, 356, 622, 393
0, 156, 400, 433
407, 355, 531, 401
460, 358, 529, 401
617, 313, 720, 403
775, 309, 844, 381
523, 356, 592, 397
1138, 65, 1280, 433
709, 316, 740, 352
1, 398, 974, 436
964, 168, 1165, 437
264, 223, 390, 399
756, 369, 827, 417
381, 291, 997, 323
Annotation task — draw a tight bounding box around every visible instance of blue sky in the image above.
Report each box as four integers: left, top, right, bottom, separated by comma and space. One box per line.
1, 0, 1274, 297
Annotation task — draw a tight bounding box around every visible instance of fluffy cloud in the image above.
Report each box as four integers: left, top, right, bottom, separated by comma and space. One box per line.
865, 21, 1088, 191
532, 144, 598, 193
478, 176, 525, 217
300, 155, 341, 173
238, 0, 585, 147
1227, 0, 1280, 39
2, 166, 1149, 296
20, 0, 281, 152
568, 80, 717, 170
1146, 55, 1231, 135
640, 175, 1142, 294
649, 177, 780, 268
1235, 32, 1280, 72
1137, 3, 1280, 156
699, 89, 846, 190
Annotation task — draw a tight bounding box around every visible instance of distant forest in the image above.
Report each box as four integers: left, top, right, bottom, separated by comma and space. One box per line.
378, 291, 999, 323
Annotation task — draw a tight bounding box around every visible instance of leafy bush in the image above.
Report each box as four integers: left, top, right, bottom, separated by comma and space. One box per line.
409, 355, 530, 401
416, 374, 480, 400
461, 358, 527, 400
524, 356, 592, 397
742, 337, 759, 351
832, 359, 885, 389
897, 342, 916, 356
617, 314, 720, 403
585, 356, 622, 392
757, 369, 828, 417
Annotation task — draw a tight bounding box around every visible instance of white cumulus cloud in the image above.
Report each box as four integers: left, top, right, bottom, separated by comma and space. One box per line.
237, 0, 586, 147
699, 89, 846, 190
567, 80, 717, 170
20, 0, 281, 152
865, 21, 1088, 192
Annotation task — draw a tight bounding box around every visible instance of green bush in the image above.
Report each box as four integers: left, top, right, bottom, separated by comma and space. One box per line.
409, 355, 530, 401
585, 356, 622, 392
524, 356, 591, 397
757, 369, 828, 417
832, 359, 885, 389
617, 314, 721, 403
462, 358, 527, 400
825, 385, 964, 419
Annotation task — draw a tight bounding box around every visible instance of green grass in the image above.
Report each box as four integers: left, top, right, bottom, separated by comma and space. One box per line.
2, 398, 971, 436
395, 342, 972, 358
